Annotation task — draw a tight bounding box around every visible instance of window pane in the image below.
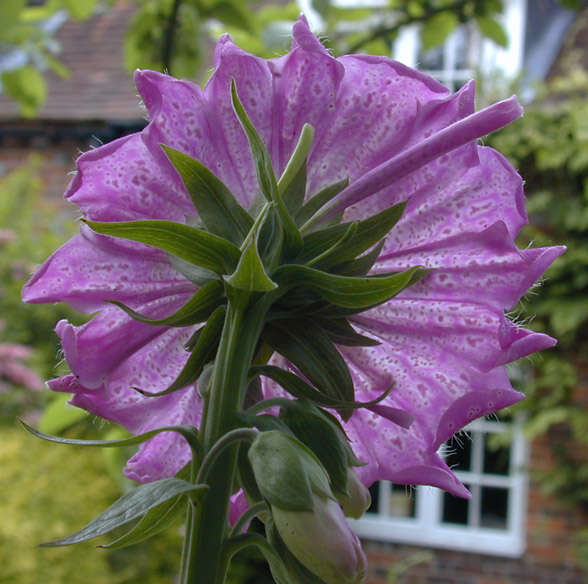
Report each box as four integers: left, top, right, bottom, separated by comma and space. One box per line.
367, 483, 379, 513
483, 433, 511, 475
442, 487, 470, 525
480, 487, 509, 529
445, 436, 472, 471
388, 484, 416, 518
419, 45, 444, 70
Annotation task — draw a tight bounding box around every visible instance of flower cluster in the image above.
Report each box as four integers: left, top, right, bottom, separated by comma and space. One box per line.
24, 15, 563, 506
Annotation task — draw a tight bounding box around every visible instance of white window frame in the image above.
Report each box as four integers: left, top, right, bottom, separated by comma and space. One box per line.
350, 417, 529, 557
394, 0, 527, 83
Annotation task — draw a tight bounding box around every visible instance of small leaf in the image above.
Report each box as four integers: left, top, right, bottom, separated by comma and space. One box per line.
1, 66, 47, 117
476, 16, 509, 47
299, 201, 406, 267
20, 419, 199, 452
40, 478, 207, 546
99, 490, 186, 550
250, 365, 393, 419
273, 264, 427, 309
332, 239, 385, 277
224, 208, 278, 296
296, 177, 349, 228
231, 81, 302, 259
263, 319, 354, 404
313, 317, 380, 347
108, 280, 224, 327
278, 123, 314, 214
84, 219, 240, 274
420, 11, 459, 51
162, 145, 253, 245
137, 305, 226, 397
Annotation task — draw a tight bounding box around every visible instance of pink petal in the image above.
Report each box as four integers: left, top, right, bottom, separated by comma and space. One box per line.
23, 232, 194, 312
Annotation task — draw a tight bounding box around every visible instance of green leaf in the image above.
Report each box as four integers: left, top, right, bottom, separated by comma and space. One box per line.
40, 478, 207, 546
20, 419, 199, 452
296, 177, 349, 229
332, 239, 386, 277
420, 11, 459, 51
99, 489, 186, 550
250, 365, 393, 417
231, 81, 302, 258
299, 201, 406, 267
1, 66, 47, 118
224, 206, 278, 296
476, 16, 509, 47
84, 219, 240, 274
62, 0, 98, 19
161, 145, 253, 245
108, 279, 224, 327
313, 316, 380, 347
263, 319, 354, 403
278, 123, 314, 214
231, 80, 278, 203
45, 54, 71, 79
0, 0, 25, 29
137, 305, 226, 397
273, 264, 427, 309
279, 400, 351, 495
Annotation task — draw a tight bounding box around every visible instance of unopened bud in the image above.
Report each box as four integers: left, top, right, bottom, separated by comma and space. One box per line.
272, 493, 367, 584
337, 468, 371, 519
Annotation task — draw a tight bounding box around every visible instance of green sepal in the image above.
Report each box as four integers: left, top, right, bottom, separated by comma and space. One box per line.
278, 123, 314, 214
247, 431, 332, 512
107, 279, 224, 327
332, 239, 385, 277
279, 400, 352, 496
314, 316, 380, 347
266, 521, 329, 584
224, 209, 278, 296
20, 419, 199, 453
249, 365, 393, 421
84, 219, 240, 275
137, 305, 226, 397
263, 319, 354, 404
298, 201, 406, 267
161, 144, 253, 245
273, 264, 427, 309
39, 478, 208, 547
231, 80, 278, 203
306, 221, 358, 268
296, 177, 349, 229
231, 80, 302, 259
237, 440, 263, 503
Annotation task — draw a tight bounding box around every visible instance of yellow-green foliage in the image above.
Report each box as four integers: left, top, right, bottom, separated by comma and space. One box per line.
0, 425, 182, 584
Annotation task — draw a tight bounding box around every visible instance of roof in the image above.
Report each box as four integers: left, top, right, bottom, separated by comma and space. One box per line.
0, 2, 144, 123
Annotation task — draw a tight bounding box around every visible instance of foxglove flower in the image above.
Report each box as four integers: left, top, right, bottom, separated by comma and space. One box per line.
23, 16, 563, 499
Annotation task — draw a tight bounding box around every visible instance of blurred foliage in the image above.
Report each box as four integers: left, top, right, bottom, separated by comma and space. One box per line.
3, 0, 583, 115
0, 156, 82, 420
488, 69, 588, 564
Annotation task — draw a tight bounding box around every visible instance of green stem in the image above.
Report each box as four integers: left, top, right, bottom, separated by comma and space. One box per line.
180, 297, 271, 584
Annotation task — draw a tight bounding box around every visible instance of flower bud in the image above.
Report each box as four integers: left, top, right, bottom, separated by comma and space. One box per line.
272, 493, 367, 584
337, 468, 371, 519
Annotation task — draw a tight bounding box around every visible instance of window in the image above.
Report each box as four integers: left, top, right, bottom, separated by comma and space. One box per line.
393, 0, 527, 89
351, 416, 529, 557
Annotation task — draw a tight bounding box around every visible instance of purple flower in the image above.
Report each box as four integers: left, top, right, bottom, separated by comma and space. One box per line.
23, 16, 563, 496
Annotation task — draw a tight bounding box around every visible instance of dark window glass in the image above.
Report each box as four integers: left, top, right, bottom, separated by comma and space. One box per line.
483, 434, 511, 475
480, 487, 509, 529
442, 487, 470, 525
445, 436, 472, 472
367, 482, 379, 513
